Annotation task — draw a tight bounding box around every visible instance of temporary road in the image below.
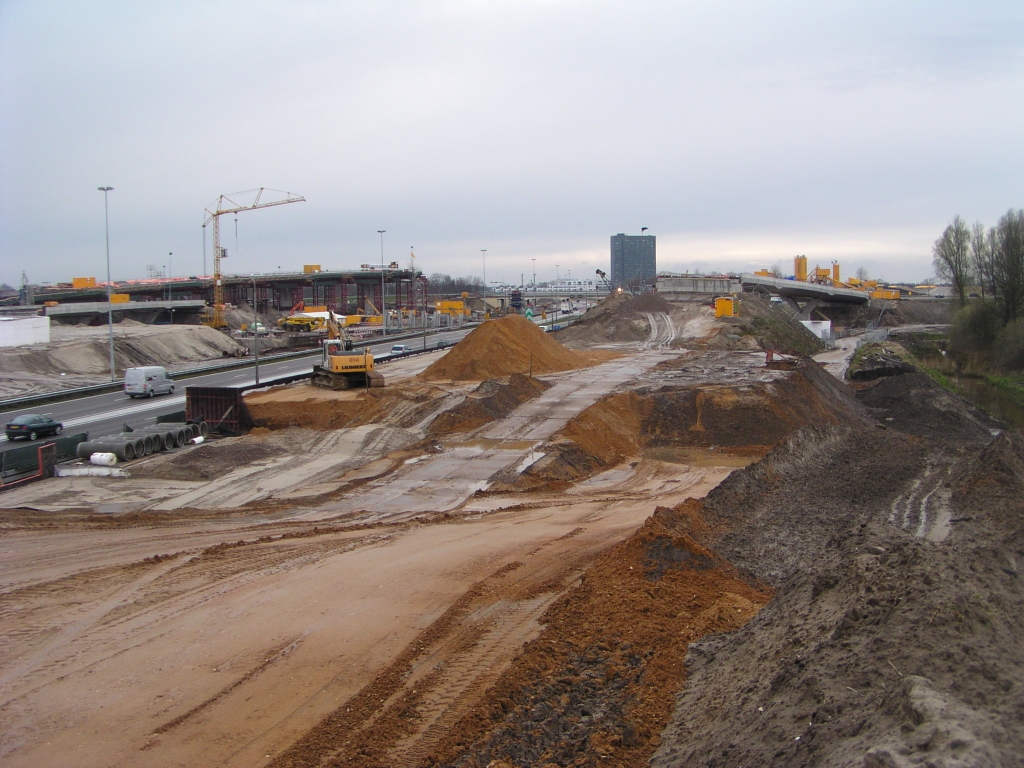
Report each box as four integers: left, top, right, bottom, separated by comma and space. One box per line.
0, 330, 471, 453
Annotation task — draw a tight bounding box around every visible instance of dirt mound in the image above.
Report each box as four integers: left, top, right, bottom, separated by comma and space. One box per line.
423, 501, 772, 768
556, 293, 713, 348
821, 298, 954, 329
0, 323, 246, 397
855, 371, 1001, 442
847, 340, 918, 380
132, 438, 281, 481
419, 315, 599, 381
245, 381, 458, 431
501, 361, 872, 490
726, 295, 825, 356
649, 423, 1024, 768
427, 374, 551, 435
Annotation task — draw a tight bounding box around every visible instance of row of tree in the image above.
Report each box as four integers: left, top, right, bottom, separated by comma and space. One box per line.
426, 273, 484, 297
933, 209, 1024, 323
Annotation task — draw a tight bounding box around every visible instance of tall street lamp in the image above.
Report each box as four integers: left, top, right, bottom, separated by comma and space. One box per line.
481, 249, 487, 309
250, 276, 260, 385
377, 230, 386, 336
98, 186, 115, 382
531, 258, 536, 291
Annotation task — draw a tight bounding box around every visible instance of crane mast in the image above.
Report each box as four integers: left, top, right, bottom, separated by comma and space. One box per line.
203, 188, 305, 329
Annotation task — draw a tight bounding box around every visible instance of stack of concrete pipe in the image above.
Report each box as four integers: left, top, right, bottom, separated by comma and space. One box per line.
76, 422, 208, 463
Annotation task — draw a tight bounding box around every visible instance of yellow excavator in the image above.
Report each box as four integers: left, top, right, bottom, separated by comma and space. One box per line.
310, 312, 385, 390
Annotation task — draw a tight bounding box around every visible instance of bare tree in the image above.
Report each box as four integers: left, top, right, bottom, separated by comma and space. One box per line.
933, 215, 972, 305
770, 263, 784, 278
970, 221, 994, 299
991, 209, 1024, 324
855, 267, 870, 281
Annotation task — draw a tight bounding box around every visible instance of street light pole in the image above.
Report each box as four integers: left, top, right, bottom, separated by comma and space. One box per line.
98, 186, 115, 382
531, 258, 536, 291
377, 230, 386, 336
250, 276, 260, 385
167, 253, 175, 324
481, 249, 487, 313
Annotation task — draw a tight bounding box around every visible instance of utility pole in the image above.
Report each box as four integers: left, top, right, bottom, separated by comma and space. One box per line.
378, 230, 387, 336
98, 186, 115, 382
250, 276, 260, 385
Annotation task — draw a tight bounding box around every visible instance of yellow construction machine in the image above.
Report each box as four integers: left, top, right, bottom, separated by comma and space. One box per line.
310, 312, 385, 390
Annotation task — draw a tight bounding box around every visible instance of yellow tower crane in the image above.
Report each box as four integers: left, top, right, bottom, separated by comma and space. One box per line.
202, 188, 305, 329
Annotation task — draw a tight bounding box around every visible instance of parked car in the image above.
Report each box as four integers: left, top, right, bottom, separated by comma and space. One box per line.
124, 366, 175, 398
390, 344, 413, 355
436, 339, 449, 349
5, 414, 63, 441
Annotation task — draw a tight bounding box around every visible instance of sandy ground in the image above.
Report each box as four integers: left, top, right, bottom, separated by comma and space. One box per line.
6, 301, 1011, 768
813, 332, 860, 378
0, 338, 742, 767
0, 322, 246, 398
0, 466, 724, 768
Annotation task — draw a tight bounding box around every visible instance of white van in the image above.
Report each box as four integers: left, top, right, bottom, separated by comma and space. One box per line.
124, 366, 175, 398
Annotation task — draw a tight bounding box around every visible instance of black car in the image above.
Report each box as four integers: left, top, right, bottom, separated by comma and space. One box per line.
5, 414, 63, 441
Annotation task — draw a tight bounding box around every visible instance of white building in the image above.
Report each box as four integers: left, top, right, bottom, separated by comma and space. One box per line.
0, 315, 50, 347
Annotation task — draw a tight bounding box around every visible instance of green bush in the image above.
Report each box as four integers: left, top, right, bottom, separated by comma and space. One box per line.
993, 318, 1024, 371
948, 302, 1001, 357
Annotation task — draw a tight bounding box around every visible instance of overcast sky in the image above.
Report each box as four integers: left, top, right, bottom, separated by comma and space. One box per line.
2, 1, 1022, 289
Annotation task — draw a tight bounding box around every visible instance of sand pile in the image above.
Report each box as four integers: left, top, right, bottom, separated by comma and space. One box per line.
499, 361, 872, 490
427, 374, 551, 435
556, 293, 720, 349
245, 381, 458, 432
419, 315, 598, 381
423, 501, 772, 768
0, 322, 245, 397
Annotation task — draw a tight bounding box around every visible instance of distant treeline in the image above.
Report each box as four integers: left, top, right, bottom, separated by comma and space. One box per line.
933, 209, 1024, 370
426, 273, 485, 297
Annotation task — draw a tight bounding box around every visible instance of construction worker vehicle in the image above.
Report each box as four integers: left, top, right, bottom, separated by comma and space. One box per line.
310, 312, 385, 390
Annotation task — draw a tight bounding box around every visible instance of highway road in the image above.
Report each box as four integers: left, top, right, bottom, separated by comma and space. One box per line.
0, 329, 471, 453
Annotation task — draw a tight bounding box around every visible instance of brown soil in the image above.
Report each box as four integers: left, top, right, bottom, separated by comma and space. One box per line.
649, 425, 1024, 768
421, 502, 772, 768
500, 360, 872, 491
131, 438, 282, 481
555, 293, 711, 349
855, 371, 1002, 443
427, 374, 551, 435
420, 382, 1024, 768
726, 295, 825, 356
820, 298, 954, 329
420, 315, 608, 381
3, 339, 1022, 768
245, 380, 458, 431
846, 340, 918, 381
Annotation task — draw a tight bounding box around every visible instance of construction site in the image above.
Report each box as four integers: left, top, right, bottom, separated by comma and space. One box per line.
2, 288, 1023, 768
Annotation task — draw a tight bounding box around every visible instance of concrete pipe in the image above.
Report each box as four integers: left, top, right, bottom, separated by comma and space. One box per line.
140, 426, 181, 450
196, 421, 209, 438
76, 440, 137, 462
140, 435, 154, 455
